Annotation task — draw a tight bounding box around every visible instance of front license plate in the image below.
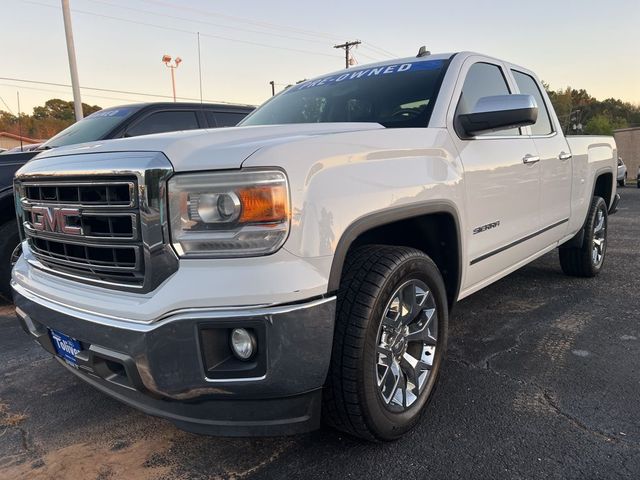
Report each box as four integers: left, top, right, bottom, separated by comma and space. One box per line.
49, 329, 82, 366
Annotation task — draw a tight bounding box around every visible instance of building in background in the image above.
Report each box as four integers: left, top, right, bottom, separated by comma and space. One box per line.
0, 132, 45, 150
614, 127, 640, 182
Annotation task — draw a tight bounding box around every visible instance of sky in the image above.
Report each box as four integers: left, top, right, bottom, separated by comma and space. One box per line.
1, 0, 639, 115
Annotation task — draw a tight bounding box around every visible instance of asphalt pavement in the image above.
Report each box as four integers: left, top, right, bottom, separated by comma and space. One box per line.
1, 187, 638, 480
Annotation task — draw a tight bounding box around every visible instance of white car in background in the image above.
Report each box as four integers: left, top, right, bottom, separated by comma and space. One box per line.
617, 157, 627, 186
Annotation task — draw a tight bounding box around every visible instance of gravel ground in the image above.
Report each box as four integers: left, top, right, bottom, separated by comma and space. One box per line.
1, 188, 638, 480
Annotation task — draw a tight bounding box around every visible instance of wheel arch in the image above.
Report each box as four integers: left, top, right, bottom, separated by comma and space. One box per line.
593, 169, 614, 208
0, 188, 17, 227
561, 167, 615, 250
327, 201, 462, 309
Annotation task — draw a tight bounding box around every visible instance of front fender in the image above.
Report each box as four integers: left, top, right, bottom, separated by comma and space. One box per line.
243, 127, 465, 276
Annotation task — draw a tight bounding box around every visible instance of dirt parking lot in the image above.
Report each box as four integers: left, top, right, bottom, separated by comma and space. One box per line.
1, 188, 638, 480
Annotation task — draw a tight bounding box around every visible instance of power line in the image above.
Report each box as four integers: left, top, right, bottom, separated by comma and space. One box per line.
137, 0, 400, 58
0, 95, 14, 114
23, 0, 341, 60
139, 0, 344, 42
0, 76, 246, 105
0, 83, 144, 104
362, 43, 400, 58
84, 0, 331, 46
354, 50, 384, 62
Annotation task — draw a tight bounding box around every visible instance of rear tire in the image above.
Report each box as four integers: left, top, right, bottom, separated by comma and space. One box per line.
0, 221, 20, 301
323, 245, 448, 441
559, 196, 608, 277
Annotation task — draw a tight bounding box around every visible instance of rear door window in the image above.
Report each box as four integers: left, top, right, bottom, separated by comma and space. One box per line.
125, 110, 200, 137
456, 62, 520, 136
511, 70, 553, 136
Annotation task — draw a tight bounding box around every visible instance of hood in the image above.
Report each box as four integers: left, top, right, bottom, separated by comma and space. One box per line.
33, 123, 384, 172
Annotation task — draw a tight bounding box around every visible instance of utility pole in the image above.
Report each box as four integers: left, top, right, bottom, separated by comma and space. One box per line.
197, 33, 203, 104
162, 54, 182, 102
269, 81, 275, 96
334, 40, 361, 69
61, 0, 83, 121
17, 92, 23, 152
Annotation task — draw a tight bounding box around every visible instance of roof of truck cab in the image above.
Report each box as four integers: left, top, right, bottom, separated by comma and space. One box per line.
310, 51, 533, 77
308, 52, 457, 81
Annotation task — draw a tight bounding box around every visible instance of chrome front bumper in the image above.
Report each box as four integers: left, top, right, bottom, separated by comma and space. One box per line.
13, 283, 336, 436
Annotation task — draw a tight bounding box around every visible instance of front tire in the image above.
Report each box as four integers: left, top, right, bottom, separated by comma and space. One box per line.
0, 221, 20, 301
323, 245, 448, 441
559, 196, 608, 277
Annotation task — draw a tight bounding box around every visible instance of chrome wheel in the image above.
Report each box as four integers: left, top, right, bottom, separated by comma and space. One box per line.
376, 279, 437, 412
10, 244, 22, 268
592, 208, 606, 267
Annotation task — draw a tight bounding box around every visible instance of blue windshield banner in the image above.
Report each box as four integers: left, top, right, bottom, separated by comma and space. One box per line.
88, 107, 134, 119
287, 59, 445, 94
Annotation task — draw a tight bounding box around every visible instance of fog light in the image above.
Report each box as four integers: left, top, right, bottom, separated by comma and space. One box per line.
230, 328, 256, 360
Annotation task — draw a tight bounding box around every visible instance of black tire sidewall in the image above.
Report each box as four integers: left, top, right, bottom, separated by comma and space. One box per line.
584, 197, 608, 275
0, 221, 20, 300
360, 254, 448, 440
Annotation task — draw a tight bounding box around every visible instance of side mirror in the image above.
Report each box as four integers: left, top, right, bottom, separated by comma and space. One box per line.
458, 94, 538, 137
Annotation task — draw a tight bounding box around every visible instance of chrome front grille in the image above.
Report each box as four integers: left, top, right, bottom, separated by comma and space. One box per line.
24, 181, 135, 206
15, 151, 179, 292
20, 178, 145, 287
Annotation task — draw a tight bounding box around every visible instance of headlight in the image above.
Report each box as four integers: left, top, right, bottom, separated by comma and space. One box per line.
168, 170, 290, 257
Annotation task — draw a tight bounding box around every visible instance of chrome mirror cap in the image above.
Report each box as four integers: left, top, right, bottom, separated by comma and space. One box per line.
458, 94, 538, 137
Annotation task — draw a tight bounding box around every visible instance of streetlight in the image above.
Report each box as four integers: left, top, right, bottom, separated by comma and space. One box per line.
162, 54, 182, 102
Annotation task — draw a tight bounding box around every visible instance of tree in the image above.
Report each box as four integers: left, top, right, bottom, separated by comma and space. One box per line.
544, 84, 638, 135
583, 114, 628, 136
0, 98, 102, 140
32, 99, 100, 122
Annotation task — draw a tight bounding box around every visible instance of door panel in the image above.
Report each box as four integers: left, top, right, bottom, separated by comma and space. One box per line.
449, 59, 542, 289
533, 135, 572, 230
457, 137, 541, 287
511, 69, 572, 234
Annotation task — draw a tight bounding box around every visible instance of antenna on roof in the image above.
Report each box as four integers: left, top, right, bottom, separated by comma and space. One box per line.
417, 46, 430, 58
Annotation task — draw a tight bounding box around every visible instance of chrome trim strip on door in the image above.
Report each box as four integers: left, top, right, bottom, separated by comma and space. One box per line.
470, 218, 569, 265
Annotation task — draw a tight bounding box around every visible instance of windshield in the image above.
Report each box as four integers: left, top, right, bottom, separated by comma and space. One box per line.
241, 59, 448, 128
42, 106, 138, 148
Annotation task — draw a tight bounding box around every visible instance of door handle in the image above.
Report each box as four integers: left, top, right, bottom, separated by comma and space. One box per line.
559, 151, 572, 161
522, 154, 540, 165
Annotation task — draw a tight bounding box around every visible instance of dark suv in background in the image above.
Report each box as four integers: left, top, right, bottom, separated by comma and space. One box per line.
0, 101, 254, 299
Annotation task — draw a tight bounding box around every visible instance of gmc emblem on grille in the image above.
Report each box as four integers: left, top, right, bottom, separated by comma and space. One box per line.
31, 206, 82, 235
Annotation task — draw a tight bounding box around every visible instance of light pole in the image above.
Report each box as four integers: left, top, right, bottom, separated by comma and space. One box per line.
162, 54, 182, 102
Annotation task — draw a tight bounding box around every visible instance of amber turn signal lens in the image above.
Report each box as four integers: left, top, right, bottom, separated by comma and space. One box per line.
238, 184, 289, 223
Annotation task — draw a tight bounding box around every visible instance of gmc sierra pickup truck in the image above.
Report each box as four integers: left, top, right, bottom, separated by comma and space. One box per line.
12, 51, 618, 442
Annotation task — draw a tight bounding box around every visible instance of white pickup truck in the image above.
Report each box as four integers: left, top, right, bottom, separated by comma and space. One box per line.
12, 51, 618, 441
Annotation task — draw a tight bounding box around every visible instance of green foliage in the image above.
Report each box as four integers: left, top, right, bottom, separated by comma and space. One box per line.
584, 114, 615, 135
544, 85, 638, 135
0, 98, 101, 139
